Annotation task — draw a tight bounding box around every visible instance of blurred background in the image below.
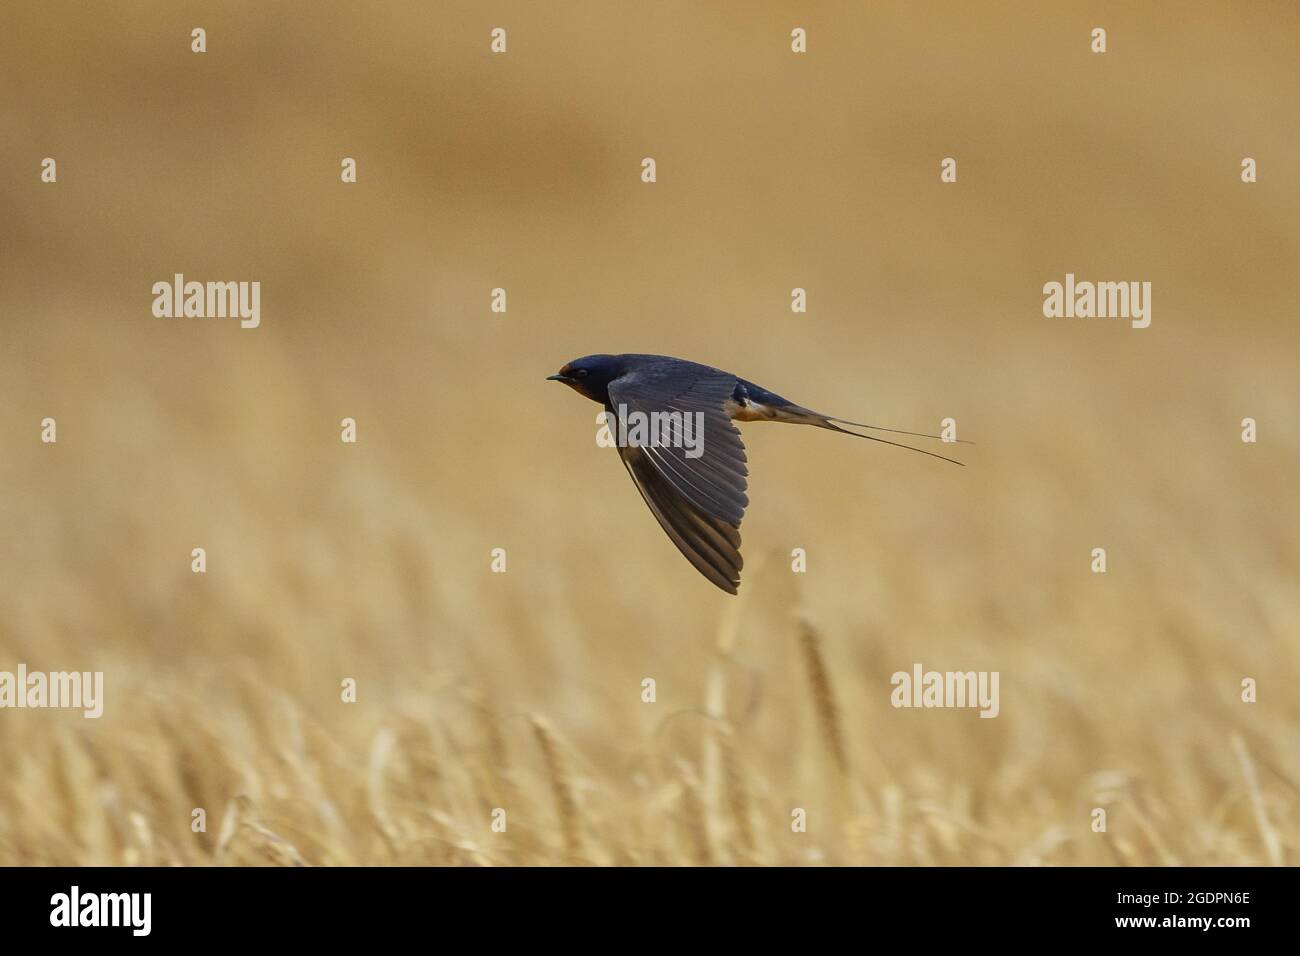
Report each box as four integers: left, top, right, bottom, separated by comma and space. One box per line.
1, 1, 1297, 864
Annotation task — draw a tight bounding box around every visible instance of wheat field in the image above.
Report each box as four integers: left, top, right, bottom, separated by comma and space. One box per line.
1, 2, 1298, 866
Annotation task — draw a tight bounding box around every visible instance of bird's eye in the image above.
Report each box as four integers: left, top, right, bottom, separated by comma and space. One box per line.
575, 369, 589, 378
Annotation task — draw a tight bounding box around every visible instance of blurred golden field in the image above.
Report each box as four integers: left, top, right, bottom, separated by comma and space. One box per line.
1, 2, 1298, 865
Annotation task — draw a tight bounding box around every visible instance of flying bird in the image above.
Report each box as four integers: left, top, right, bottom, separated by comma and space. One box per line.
548, 353, 965, 594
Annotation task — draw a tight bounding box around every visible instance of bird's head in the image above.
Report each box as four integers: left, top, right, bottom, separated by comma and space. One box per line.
547, 354, 623, 404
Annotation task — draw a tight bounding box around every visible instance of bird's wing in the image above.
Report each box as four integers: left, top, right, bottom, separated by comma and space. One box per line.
607, 365, 749, 525
615, 445, 744, 594
607, 365, 748, 594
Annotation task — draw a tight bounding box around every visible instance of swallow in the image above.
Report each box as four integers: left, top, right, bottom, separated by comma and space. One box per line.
548, 354, 965, 594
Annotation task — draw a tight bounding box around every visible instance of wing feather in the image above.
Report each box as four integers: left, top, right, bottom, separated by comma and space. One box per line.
607, 364, 749, 526
606, 361, 750, 593
617, 444, 742, 594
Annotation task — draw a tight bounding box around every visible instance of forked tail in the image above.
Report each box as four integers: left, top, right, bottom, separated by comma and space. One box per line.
807, 412, 970, 466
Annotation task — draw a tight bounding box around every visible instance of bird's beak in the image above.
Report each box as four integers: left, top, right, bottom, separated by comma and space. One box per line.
546, 373, 571, 383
